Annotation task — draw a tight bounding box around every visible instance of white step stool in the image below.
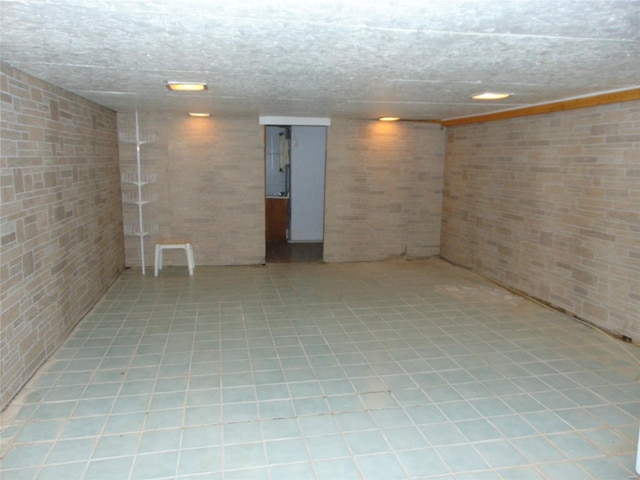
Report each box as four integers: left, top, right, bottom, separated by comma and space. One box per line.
154, 240, 194, 276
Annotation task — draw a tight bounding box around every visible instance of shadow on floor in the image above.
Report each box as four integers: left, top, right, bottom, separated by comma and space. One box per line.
266, 242, 323, 263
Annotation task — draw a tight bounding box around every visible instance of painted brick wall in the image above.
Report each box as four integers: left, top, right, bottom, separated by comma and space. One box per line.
0, 63, 124, 410
117, 113, 265, 267
118, 116, 445, 267
324, 119, 445, 262
442, 101, 640, 341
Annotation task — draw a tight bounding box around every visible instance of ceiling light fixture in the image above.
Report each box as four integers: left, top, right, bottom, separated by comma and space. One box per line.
166, 81, 207, 91
378, 117, 400, 121
188, 112, 211, 117
471, 92, 511, 100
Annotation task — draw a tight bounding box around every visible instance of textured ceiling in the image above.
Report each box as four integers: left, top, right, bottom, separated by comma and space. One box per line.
1, 0, 639, 120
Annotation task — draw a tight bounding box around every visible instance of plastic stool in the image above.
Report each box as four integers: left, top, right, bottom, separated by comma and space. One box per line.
154, 240, 194, 276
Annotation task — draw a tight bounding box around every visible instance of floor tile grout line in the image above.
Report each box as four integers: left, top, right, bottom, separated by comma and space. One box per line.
2, 260, 639, 479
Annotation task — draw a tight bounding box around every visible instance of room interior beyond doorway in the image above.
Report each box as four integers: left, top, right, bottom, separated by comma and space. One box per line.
264, 124, 327, 263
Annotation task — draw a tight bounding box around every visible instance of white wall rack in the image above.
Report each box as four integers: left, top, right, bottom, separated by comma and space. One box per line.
122, 191, 157, 205
119, 111, 157, 274
124, 224, 159, 237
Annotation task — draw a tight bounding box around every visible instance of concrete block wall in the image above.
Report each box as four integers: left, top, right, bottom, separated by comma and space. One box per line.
324, 119, 445, 262
0, 63, 124, 410
117, 113, 265, 267
441, 101, 640, 341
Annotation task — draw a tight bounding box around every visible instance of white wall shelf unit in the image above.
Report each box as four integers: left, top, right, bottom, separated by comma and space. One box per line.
122, 191, 157, 205
124, 224, 159, 237
119, 111, 157, 275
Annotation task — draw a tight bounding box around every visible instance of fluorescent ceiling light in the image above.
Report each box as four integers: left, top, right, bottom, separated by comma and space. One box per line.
378, 116, 400, 121
258, 116, 331, 126
188, 112, 211, 117
471, 92, 511, 100
166, 81, 207, 91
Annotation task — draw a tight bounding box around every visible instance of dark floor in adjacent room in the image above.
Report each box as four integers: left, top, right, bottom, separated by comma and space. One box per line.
266, 242, 323, 263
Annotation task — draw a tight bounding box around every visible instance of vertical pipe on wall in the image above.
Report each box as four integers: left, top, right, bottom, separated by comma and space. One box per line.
135, 110, 146, 274
636, 424, 639, 474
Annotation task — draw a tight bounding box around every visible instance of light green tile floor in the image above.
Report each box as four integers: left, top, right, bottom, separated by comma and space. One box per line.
1, 259, 639, 479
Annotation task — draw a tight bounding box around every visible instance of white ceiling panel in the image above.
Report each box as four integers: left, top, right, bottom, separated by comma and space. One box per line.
1, 0, 638, 120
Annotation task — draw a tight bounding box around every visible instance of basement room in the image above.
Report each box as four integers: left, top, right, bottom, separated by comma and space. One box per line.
1, 1, 639, 479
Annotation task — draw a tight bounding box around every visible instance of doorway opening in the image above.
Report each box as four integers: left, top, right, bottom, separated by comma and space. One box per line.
264, 125, 326, 263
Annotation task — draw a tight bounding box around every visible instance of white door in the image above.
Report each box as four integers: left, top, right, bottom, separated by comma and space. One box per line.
289, 126, 326, 242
